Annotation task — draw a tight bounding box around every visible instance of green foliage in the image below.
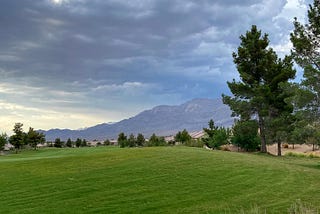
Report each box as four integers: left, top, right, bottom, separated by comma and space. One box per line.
0, 133, 8, 151
81, 139, 87, 147
26, 127, 46, 150
285, 152, 319, 159
118, 132, 128, 148
147, 133, 166, 146
66, 138, 73, 147
128, 134, 136, 147
291, 1, 320, 123
184, 139, 204, 148
54, 138, 64, 148
223, 25, 295, 153
75, 138, 82, 148
203, 119, 230, 149
9, 123, 25, 152
232, 120, 261, 151
174, 129, 191, 144
136, 133, 145, 147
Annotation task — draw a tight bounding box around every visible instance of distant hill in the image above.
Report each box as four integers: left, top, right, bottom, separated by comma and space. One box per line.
41, 98, 234, 141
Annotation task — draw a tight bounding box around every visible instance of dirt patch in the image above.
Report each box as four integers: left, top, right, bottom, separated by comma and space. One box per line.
267, 143, 320, 156
219, 144, 320, 156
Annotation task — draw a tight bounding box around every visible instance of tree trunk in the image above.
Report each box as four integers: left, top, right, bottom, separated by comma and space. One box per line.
292, 143, 295, 149
277, 140, 281, 156
312, 143, 315, 151
259, 117, 267, 153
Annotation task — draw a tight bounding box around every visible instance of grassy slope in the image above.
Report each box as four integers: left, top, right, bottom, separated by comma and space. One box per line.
0, 147, 319, 214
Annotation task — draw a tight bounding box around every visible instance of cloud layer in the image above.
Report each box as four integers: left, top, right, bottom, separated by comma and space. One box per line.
0, 0, 312, 133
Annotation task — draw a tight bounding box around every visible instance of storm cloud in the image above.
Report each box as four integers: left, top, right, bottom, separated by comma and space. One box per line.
0, 0, 311, 132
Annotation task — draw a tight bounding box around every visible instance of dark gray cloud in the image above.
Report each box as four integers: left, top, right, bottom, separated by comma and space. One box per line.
0, 0, 312, 132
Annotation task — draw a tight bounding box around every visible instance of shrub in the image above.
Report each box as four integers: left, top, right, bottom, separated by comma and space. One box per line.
185, 139, 204, 148
285, 152, 319, 158
231, 120, 260, 151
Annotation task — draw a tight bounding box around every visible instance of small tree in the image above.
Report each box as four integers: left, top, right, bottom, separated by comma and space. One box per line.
66, 138, 73, 147
128, 134, 136, 147
81, 139, 87, 147
26, 127, 46, 150
136, 133, 145, 147
203, 120, 229, 149
75, 138, 82, 147
148, 133, 166, 146
54, 138, 64, 148
9, 123, 25, 153
118, 132, 128, 148
0, 133, 8, 151
174, 129, 192, 144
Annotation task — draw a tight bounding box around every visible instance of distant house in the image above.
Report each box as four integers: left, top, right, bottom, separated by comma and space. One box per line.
165, 130, 206, 143
189, 130, 205, 139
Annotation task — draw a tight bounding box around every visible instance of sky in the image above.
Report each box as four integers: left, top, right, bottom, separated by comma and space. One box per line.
0, 0, 312, 134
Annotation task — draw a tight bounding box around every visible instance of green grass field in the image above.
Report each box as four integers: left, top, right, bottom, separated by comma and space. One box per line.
0, 146, 319, 213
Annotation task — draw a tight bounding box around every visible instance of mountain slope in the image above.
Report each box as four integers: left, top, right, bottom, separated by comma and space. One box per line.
43, 98, 234, 141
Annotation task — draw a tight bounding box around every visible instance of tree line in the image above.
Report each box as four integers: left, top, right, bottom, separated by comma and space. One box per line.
0, 123, 45, 153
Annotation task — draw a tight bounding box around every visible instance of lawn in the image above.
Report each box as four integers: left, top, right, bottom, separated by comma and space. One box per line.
0, 146, 319, 213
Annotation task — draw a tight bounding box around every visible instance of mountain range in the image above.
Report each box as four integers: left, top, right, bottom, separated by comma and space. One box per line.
41, 98, 234, 141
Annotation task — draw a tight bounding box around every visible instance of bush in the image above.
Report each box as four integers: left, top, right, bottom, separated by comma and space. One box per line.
185, 139, 204, 148
203, 120, 230, 149
284, 152, 319, 158
231, 120, 260, 151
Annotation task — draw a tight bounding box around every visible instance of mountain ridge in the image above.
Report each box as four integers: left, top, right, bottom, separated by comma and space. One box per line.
42, 98, 234, 141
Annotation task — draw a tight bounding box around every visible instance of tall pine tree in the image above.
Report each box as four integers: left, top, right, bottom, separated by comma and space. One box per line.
223, 25, 295, 154
291, 0, 320, 122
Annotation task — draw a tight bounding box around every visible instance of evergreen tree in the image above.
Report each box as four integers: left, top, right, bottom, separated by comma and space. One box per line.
136, 133, 145, 147
0, 133, 8, 151
26, 127, 46, 150
147, 133, 166, 146
174, 129, 191, 144
118, 132, 128, 148
128, 134, 136, 147
9, 123, 25, 153
54, 138, 63, 148
81, 139, 87, 147
223, 25, 295, 153
203, 120, 230, 149
291, 0, 320, 123
75, 138, 82, 148
66, 138, 73, 147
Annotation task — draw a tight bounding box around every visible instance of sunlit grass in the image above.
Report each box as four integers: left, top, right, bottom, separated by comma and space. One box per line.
0, 146, 319, 213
